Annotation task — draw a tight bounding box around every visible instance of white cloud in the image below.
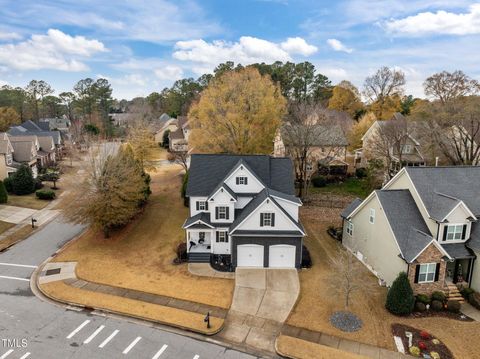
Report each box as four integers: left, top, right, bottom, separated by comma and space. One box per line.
173, 36, 317, 71
0, 29, 106, 71
280, 37, 318, 56
384, 4, 480, 36
321, 67, 348, 80
154, 66, 184, 80
0, 79, 9, 87
0, 31, 21, 41
326, 39, 353, 53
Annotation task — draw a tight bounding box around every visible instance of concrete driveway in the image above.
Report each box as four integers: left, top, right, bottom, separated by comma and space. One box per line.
0, 205, 37, 224
232, 268, 299, 322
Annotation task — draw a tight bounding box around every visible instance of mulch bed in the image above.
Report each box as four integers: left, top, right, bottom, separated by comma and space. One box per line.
407, 310, 473, 322
392, 324, 453, 359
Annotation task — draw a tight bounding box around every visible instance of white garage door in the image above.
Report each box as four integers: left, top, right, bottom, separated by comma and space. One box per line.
269, 245, 296, 268
237, 244, 264, 267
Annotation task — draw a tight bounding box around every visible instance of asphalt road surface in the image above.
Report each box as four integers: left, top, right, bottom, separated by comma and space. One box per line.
0, 217, 258, 359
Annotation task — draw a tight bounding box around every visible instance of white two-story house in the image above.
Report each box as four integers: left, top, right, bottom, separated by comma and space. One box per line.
341, 166, 480, 297
183, 154, 305, 270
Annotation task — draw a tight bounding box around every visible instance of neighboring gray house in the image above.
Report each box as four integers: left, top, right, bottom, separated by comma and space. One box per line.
341, 166, 480, 299
9, 120, 63, 158
183, 154, 305, 270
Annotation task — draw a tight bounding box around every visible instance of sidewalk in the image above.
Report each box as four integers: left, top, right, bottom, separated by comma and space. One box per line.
461, 302, 480, 321
36, 260, 226, 335
280, 324, 406, 359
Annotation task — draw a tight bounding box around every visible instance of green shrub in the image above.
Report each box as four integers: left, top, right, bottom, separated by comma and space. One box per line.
431, 291, 446, 303
385, 272, 415, 315
446, 300, 461, 313
35, 190, 55, 200
0, 181, 7, 203
34, 178, 44, 190
469, 292, 480, 310
461, 287, 475, 298
431, 300, 443, 311
414, 301, 426, 312
11, 165, 36, 195
311, 176, 327, 188
416, 294, 431, 304
355, 167, 367, 178
3, 176, 13, 193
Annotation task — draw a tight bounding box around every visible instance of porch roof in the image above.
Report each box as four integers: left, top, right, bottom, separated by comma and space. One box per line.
441, 243, 476, 259
232, 230, 303, 237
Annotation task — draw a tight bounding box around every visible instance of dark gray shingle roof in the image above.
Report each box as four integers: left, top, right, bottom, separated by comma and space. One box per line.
341, 198, 363, 219
186, 154, 295, 197
376, 189, 434, 262
231, 230, 303, 237
405, 166, 480, 219
441, 243, 475, 259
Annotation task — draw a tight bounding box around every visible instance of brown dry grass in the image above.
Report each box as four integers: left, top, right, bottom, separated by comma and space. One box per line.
7, 193, 54, 210
0, 225, 34, 251
0, 221, 15, 235
53, 150, 234, 309
276, 335, 368, 359
41, 281, 223, 335
287, 207, 480, 358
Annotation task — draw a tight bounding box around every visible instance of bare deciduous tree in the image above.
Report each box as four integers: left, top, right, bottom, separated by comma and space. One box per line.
424, 70, 480, 104
173, 151, 189, 172
281, 102, 345, 199
363, 67, 405, 120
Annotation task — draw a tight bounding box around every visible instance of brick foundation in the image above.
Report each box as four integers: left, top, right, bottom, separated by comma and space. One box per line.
407, 243, 447, 295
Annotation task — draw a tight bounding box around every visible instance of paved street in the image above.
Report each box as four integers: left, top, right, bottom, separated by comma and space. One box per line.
0, 217, 259, 359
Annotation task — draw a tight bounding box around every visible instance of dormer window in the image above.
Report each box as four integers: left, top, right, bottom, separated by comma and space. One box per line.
260, 213, 275, 227
444, 224, 467, 241
236, 176, 248, 185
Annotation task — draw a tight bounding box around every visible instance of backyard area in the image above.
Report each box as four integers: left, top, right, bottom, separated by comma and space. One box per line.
52, 148, 235, 309
287, 204, 480, 358
308, 177, 371, 199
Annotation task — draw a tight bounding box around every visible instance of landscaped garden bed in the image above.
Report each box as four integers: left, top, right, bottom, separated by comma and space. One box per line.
392, 324, 453, 359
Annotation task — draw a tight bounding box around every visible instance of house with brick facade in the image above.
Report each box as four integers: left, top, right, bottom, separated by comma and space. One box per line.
341, 166, 480, 298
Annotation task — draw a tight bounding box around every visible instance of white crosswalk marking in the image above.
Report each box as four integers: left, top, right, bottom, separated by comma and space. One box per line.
0, 275, 30, 282
19, 353, 31, 359
152, 345, 168, 359
66, 320, 90, 339
98, 329, 119, 348
84, 325, 105, 344
0, 262, 37, 268
0, 349, 14, 359
123, 336, 142, 354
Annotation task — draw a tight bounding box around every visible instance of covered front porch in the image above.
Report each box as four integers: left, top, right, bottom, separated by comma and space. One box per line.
445, 257, 475, 286
186, 228, 213, 254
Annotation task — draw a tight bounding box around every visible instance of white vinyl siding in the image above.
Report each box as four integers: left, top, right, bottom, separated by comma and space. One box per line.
418, 263, 436, 283
369, 208, 375, 224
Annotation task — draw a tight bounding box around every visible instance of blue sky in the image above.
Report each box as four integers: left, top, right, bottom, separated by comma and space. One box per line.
0, 0, 479, 99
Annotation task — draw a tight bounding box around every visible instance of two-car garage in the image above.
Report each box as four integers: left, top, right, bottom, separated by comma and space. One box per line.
233, 237, 302, 268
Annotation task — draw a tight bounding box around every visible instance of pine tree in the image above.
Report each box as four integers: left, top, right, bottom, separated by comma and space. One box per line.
386, 272, 415, 315
12, 165, 36, 195
0, 180, 8, 203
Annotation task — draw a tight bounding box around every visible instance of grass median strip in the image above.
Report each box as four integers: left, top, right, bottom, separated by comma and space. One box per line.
41, 281, 224, 335
0, 225, 34, 252
276, 335, 369, 359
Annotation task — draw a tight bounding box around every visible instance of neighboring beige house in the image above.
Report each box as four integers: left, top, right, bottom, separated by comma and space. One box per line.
274, 125, 349, 175
0, 133, 15, 179
169, 116, 190, 152
355, 113, 426, 173
8, 137, 38, 178
154, 117, 178, 144
341, 166, 480, 299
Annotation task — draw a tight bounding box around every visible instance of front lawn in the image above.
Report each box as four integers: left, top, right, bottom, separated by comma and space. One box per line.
287, 206, 480, 358
309, 177, 370, 199
7, 193, 52, 210
53, 154, 234, 309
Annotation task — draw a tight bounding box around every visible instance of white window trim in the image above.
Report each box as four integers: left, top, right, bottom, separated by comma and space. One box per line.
418, 262, 436, 283
198, 201, 206, 211
369, 208, 375, 224
217, 231, 228, 243
237, 176, 248, 185
346, 221, 354, 236
262, 212, 273, 227
218, 206, 227, 220
445, 223, 466, 241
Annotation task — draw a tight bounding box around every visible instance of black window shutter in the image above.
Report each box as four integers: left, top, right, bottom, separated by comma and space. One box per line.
434, 263, 440, 281
226, 207, 230, 220
205, 201, 208, 210
271, 213, 275, 227
443, 226, 448, 241
216, 232, 219, 242
414, 265, 420, 283
260, 213, 264, 227
236, 177, 239, 185
462, 224, 467, 239
196, 201, 199, 210
215, 207, 219, 219
245, 177, 248, 185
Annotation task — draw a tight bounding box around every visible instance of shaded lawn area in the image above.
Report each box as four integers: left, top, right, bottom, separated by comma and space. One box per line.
309, 177, 370, 199
287, 206, 480, 358
7, 193, 52, 210
53, 160, 234, 309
